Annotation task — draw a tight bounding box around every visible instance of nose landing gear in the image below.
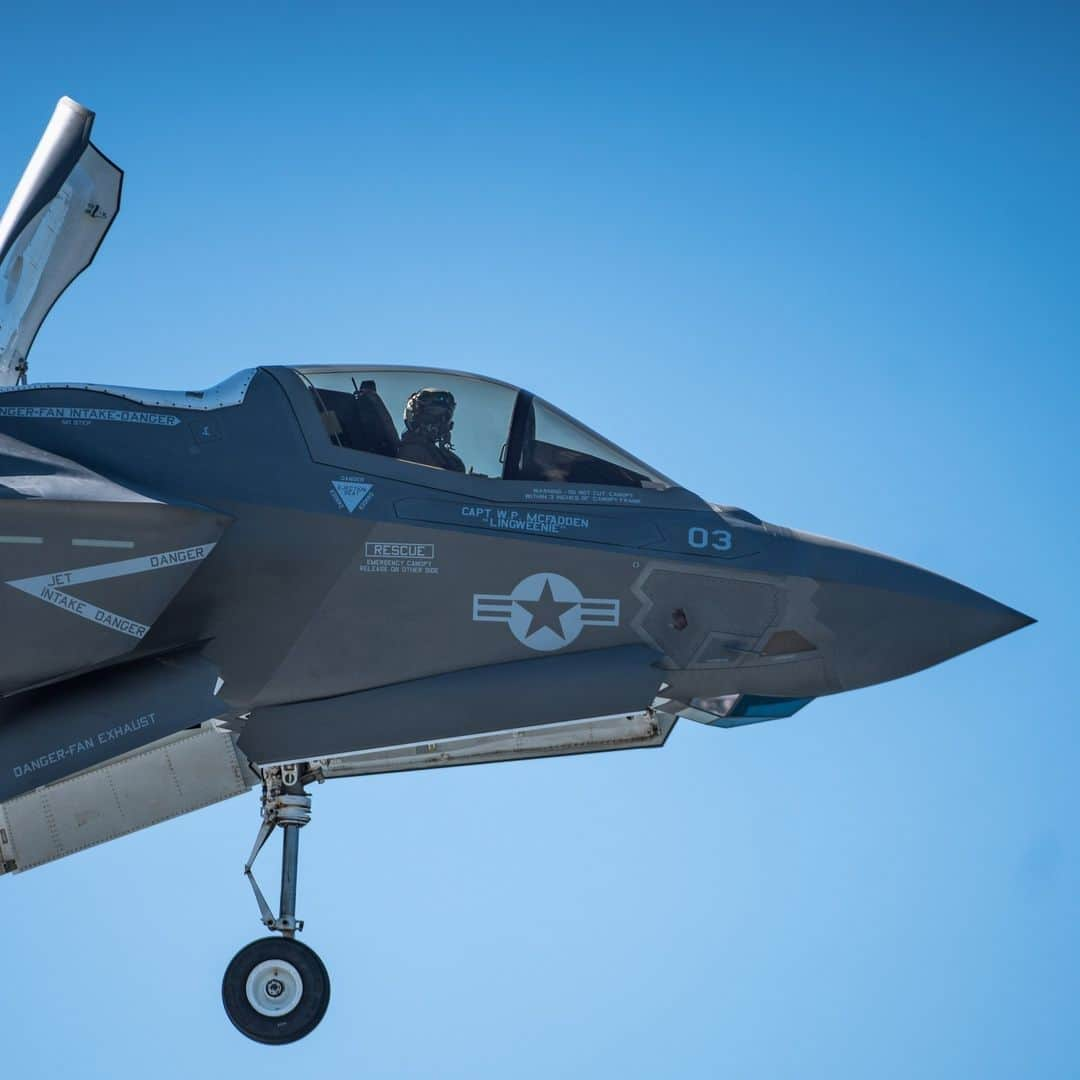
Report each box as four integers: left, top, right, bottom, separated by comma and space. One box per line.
223, 936, 330, 1045
222, 764, 331, 1045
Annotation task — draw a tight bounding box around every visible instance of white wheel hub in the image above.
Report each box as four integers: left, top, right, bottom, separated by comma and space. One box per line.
245, 958, 304, 1017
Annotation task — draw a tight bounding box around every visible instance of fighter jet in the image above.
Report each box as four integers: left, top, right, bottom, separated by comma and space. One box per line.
0, 98, 1033, 1043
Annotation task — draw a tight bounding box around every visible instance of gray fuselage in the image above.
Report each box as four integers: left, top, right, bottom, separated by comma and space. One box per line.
0, 365, 1031, 782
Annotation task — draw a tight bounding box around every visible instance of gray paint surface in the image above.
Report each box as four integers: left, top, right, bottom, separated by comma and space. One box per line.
0, 101, 1032, 810
0, 362, 1032, 803
0, 651, 221, 801
240, 644, 662, 764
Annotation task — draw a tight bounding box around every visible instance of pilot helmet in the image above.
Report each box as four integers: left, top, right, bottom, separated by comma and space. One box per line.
404, 388, 456, 447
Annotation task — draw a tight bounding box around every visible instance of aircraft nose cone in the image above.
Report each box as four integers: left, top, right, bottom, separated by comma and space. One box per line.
788, 531, 1034, 691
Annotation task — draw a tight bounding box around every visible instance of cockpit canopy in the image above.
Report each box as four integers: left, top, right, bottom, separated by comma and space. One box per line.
295, 367, 675, 490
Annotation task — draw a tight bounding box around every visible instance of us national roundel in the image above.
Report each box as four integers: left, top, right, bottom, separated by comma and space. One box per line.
472, 572, 620, 651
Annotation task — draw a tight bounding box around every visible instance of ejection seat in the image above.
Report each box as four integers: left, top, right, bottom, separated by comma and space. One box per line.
313, 381, 399, 459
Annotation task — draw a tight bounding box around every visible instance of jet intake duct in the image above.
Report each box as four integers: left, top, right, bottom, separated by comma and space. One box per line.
0, 476, 230, 695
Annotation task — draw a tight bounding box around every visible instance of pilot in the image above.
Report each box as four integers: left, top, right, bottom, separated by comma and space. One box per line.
398, 388, 466, 472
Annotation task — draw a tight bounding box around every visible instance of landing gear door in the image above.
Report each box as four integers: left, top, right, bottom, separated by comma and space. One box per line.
0, 96, 123, 387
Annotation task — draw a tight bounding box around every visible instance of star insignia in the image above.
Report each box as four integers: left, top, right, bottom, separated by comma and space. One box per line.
515, 577, 578, 639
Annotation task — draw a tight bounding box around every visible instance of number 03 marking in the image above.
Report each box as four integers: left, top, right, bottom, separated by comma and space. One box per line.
688, 526, 732, 552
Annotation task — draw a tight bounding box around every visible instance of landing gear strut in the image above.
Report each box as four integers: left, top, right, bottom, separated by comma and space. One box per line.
222, 763, 330, 1044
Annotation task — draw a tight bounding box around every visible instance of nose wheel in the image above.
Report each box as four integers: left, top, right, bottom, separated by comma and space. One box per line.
222, 936, 330, 1044
224, 764, 331, 1044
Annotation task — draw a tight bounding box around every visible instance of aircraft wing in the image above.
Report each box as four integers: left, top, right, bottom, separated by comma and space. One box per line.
0, 96, 122, 386
0, 433, 230, 695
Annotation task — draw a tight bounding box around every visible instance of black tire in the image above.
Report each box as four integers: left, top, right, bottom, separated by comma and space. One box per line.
222, 937, 331, 1044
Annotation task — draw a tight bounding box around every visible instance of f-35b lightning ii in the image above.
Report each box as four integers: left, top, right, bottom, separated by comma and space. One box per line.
0, 98, 1033, 1043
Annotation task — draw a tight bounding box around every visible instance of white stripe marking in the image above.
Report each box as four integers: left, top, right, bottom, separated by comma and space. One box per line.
5, 543, 216, 639
0, 536, 42, 544
10, 545, 215, 589
71, 538, 135, 549
472, 595, 515, 621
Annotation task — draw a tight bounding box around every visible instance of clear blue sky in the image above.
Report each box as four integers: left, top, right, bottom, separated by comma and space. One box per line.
2, 5, 1076, 1077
